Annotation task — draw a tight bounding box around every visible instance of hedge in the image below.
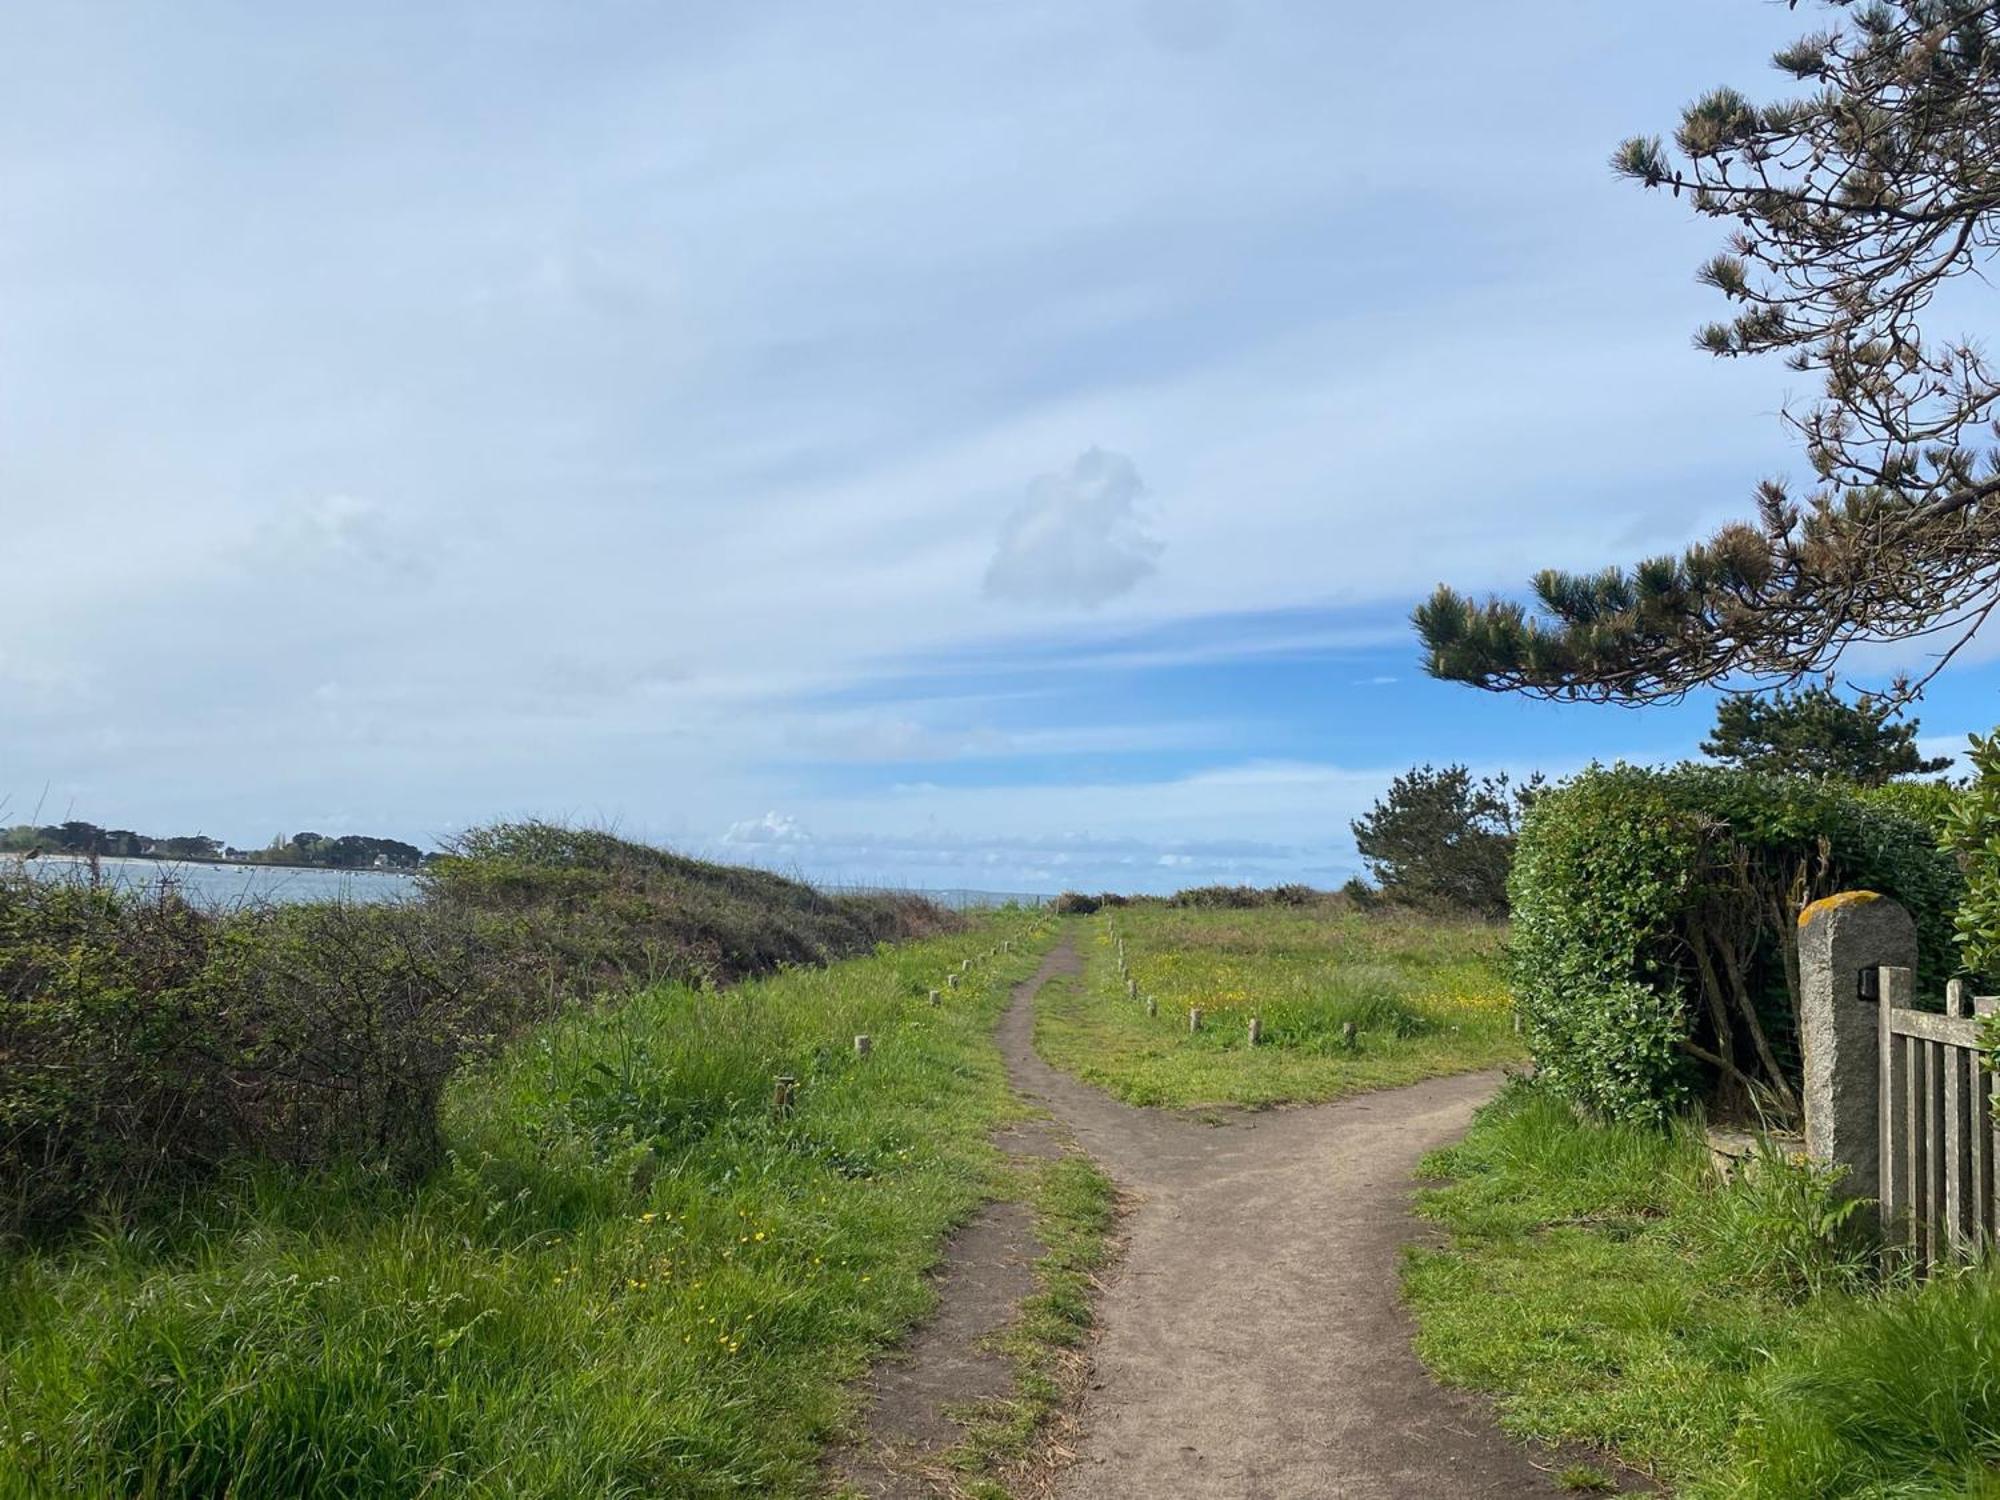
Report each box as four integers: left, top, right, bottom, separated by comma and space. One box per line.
1508, 764, 1963, 1125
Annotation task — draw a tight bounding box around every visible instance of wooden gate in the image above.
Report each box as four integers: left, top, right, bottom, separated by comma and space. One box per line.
1877, 967, 2000, 1271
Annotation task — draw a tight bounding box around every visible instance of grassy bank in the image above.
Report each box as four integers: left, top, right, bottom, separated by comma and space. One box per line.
0, 916, 1062, 1498
1405, 1081, 2000, 1497
1033, 906, 1521, 1109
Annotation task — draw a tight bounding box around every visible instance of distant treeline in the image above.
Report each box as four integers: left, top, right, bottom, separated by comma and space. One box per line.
0, 821, 436, 870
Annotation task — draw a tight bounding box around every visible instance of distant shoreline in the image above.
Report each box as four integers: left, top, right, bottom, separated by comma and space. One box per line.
12, 853, 421, 878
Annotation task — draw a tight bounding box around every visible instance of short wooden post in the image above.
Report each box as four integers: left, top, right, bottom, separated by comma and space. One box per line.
854, 1034, 872, 1057
947, 973, 959, 989
1145, 995, 1157, 1018
928, 988, 941, 1007
772, 1075, 797, 1119
1127, 978, 1138, 1001
1340, 1020, 1357, 1048
1248, 1016, 1262, 1046
1189, 1007, 1203, 1033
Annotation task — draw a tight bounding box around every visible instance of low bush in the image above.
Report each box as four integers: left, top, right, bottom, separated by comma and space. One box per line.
0, 825, 956, 1240
1164, 883, 1330, 909
1508, 764, 1962, 1125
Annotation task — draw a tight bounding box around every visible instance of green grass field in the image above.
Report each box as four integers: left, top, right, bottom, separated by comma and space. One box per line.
1405, 1080, 2000, 1498
0, 913, 1112, 1499
1033, 905, 1523, 1109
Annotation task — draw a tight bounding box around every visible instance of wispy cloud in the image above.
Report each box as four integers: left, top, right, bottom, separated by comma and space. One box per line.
983, 448, 1162, 609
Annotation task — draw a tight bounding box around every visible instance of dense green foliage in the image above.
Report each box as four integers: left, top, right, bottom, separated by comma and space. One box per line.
1945, 729, 2000, 980
0, 921, 1071, 1497
0, 824, 953, 1239
1034, 907, 1519, 1109
1349, 764, 1534, 917
0, 820, 432, 867
1408, 1080, 2000, 1498
1508, 764, 1962, 1124
1701, 684, 1952, 785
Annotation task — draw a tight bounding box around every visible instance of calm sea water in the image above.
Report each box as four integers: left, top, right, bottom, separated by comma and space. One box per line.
12, 860, 1044, 912
16, 855, 419, 908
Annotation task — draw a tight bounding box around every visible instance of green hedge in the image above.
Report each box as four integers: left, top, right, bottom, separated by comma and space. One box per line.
1509, 765, 1963, 1125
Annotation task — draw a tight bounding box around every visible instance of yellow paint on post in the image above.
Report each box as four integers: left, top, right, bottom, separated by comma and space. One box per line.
1797, 890, 1884, 928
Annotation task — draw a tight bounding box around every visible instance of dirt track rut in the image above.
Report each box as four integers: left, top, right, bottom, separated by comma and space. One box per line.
1008, 936, 1557, 1500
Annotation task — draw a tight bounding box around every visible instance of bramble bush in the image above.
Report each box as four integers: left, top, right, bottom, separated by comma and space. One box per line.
1509, 765, 1962, 1125
0, 824, 955, 1239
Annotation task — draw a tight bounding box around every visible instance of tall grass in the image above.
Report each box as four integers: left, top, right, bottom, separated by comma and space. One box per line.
1406, 1080, 2000, 1497
0, 917, 1048, 1498
1033, 906, 1520, 1108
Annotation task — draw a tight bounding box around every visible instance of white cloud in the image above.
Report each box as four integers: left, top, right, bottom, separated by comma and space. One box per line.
721, 810, 814, 847
982, 448, 1162, 609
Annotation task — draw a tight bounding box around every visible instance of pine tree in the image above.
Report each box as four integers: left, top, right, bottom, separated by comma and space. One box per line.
1417, 2, 2000, 703
1349, 765, 1538, 917
1700, 681, 1953, 784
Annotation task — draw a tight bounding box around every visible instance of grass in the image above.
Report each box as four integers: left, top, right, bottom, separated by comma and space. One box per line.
944, 1137, 1119, 1498
0, 914, 1062, 1498
1404, 1079, 2000, 1498
1032, 905, 1523, 1109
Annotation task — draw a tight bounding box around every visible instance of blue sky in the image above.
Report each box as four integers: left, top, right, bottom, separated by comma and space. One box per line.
7, 0, 1997, 894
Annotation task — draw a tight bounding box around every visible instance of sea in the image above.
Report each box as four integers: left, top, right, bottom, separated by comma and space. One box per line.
13, 855, 420, 908
11, 858, 1045, 912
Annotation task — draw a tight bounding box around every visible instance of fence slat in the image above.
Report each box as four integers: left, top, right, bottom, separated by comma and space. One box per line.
1880, 969, 1903, 1251
1908, 1033, 1928, 1271
1948, 1039, 1975, 1255
1927, 1039, 1947, 1263
1885, 1006, 1986, 1046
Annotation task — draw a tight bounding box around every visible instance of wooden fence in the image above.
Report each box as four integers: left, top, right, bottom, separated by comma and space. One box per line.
1876, 967, 2000, 1271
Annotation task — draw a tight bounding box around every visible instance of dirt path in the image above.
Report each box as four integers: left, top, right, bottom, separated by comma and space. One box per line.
1007, 936, 1558, 1500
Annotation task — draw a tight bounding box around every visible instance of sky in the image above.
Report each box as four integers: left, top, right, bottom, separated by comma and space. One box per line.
8, 0, 1999, 895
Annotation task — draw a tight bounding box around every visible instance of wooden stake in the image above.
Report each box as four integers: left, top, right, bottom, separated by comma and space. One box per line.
1248, 1016, 1262, 1046
854, 1034, 873, 1057
772, 1075, 797, 1118
1189, 1007, 1203, 1033
1341, 1020, 1357, 1048
1127, 978, 1138, 1001
1145, 995, 1157, 1018
929, 989, 941, 1007
947, 973, 959, 988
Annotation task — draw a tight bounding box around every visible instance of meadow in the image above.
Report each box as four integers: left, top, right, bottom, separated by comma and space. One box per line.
1033, 904, 1523, 1109
0, 913, 1114, 1499
1406, 1081, 2000, 1498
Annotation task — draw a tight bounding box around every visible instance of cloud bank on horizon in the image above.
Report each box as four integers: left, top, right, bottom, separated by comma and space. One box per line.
6, 0, 1992, 894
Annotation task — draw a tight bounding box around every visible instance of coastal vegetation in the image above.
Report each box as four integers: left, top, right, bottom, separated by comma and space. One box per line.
0, 915, 1077, 1497
1034, 903, 1521, 1110
1408, 1081, 2000, 1498
0, 823, 955, 1239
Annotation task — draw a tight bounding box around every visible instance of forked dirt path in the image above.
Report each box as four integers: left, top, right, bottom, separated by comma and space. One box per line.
1008, 936, 1558, 1500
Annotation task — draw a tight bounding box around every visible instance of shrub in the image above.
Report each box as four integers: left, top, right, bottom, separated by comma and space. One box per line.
1164, 883, 1332, 909
1350, 765, 1537, 917
0, 825, 957, 1239
1053, 891, 1101, 915
1860, 776, 1964, 843
1509, 764, 1963, 1125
